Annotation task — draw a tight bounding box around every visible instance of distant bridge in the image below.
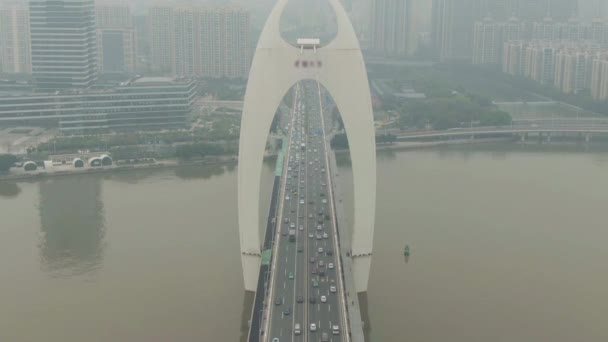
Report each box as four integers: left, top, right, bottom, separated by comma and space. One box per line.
393, 118, 608, 142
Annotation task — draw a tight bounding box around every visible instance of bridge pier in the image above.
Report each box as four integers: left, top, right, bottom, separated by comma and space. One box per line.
585, 132, 592, 143
519, 132, 527, 142
546, 132, 552, 143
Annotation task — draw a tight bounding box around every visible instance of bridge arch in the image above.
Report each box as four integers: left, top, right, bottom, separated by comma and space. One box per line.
238, 0, 375, 293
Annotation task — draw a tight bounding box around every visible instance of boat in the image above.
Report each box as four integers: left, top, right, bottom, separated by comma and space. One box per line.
404, 245, 410, 256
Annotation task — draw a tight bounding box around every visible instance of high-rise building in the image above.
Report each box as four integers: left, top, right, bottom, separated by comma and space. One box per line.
532, 17, 561, 40
473, 17, 503, 65
591, 54, 608, 101
503, 40, 526, 75
28, 0, 98, 90
513, 0, 578, 21
149, 5, 250, 79
432, 0, 479, 62
554, 48, 593, 93
149, 5, 175, 73
0, 3, 31, 74
590, 19, 608, 47
370, 0, 416, 56
96, 2, 135, 73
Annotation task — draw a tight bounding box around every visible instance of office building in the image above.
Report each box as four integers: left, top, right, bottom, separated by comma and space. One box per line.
96, 2, 136, 73
432, 0, 479, 62
0, 77, 197, 131
28, 0, 98, 90
370, 0, 417, 56
0, 3, 31, 74
149, 5, 250, 79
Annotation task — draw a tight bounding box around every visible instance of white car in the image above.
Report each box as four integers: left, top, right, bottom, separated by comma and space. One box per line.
308, 232, 314, 238
318, 247, 324, 253
328, 263, 334, 269
323, 233, 328, 239
320, 295, 327, 303
300, 199, 304, 204
330, 285, 336, 293
285, 195, 290, 200
310, 323, 317, 332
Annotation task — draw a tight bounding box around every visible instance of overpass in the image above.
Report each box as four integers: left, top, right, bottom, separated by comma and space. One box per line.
394, 118, 608, 142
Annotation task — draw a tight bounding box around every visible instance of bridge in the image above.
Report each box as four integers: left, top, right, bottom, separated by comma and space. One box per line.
393, 118, 608, 142
238, 0, 374, 341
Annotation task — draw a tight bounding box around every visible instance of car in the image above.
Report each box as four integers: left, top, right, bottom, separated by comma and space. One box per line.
318, 247, 324, 253
316, 234, 322, 240
317, 225, 323, 230
321, 199, 327, 204
310, 323, 317, 332
323, 233, 328, 239
321, 332, 329, 341
275, 297, 282, 305
288, 272, 294, 279
330, 285, 336, 293
328, 262, 334, 269
320, 295, 327, 303
308, 232, 314, 238
299, 225, 304, 231
299, 199, 304, 204
297, 295, 304, 303
309, 296, 316, 304
332, 325, 340, 335
309, 257, 315, 263
312, 279, 319, 287
290, 222, 296, 228
284, 218, 289, 223
311, 268, 318, 275
318, 260, 325, 267
282, 230, 288, 236
326, 249, 333, 256
283, 307, 291, 316
297, 246, 304, 253
273, 338, 280, 342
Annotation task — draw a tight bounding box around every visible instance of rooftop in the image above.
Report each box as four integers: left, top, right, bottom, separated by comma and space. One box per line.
132, 77, 176, 85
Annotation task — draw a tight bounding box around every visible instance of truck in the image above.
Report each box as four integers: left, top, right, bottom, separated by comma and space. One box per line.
288, 229, 296, 242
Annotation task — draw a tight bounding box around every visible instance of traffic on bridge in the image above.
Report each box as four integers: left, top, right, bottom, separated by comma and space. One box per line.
262, 81, 348, 342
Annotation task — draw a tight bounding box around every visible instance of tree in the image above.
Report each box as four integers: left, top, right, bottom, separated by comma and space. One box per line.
0, 154, 18, 173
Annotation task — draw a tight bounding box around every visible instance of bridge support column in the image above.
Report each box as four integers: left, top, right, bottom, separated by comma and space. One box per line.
520, 132, 527, 142
546, 132, 552, 143
585, 132, 592, 143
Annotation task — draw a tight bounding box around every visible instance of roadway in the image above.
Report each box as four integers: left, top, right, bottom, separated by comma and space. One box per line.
265, 80, 347, 342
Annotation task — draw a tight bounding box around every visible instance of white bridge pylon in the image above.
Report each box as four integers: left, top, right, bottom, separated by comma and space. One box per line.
238, 0, 376, 293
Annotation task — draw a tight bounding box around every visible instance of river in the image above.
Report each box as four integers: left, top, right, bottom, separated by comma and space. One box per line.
1, 144, 607, 342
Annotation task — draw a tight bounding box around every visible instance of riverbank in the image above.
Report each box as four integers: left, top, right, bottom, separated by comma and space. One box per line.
0, 156, 239, 182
